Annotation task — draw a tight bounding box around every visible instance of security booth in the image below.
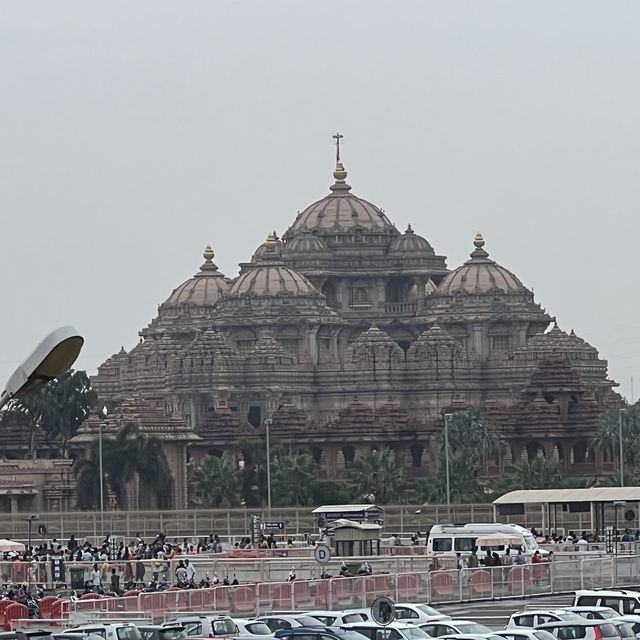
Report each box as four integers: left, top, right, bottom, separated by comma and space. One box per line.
331, 519, 382, 556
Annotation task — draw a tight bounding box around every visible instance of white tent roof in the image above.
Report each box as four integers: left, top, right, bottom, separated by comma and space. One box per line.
329, 518, 382, 531
312, 504, 382, 514
493, 487, 640, 505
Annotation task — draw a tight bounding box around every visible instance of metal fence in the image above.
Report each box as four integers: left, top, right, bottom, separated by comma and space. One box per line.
3, 502, 625, 543
19, 554, 639, 626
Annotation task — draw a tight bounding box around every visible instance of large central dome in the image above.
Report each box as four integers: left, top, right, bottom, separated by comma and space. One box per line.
283, 162, 398, 239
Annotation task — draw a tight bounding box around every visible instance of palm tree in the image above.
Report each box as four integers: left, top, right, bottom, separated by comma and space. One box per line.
348, 448, 405, 504
271, 451, 318, 506
495, 456, 561, 493
417, 448, 487, 504
441, 409, 505, 465
73, 422, 172, 510
592, 405, 640, 474
190, 454, 241, 507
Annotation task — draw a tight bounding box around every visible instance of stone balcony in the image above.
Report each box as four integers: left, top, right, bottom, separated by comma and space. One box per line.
384, 302, 417, 315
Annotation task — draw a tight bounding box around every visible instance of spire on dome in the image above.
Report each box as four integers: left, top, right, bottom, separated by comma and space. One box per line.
406, 224, 414, 234
329, 132, 351, 194
199, 244, 220, 272
469, 232, 490, 260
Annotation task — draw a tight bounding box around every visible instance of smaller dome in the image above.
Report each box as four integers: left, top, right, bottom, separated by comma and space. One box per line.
388, 224, 434, 255
162, 245, 229, 307
252, 231, 284, 262
283, 231, 331, 256
436, 233, 528, 296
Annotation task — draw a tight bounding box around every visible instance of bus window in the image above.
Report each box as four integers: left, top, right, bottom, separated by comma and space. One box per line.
432, 538, 452, 552
454, 537, 476, 552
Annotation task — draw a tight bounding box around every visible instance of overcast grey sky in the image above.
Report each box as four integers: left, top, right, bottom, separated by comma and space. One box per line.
1, 1, 638, 400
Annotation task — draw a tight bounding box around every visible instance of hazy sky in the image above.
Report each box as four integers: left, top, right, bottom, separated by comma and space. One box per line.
1, 1, 638, 400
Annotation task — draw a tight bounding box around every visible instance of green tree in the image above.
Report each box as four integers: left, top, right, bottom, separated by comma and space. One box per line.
312, 480, 353, 505
271, 451, 318, 506
5, 370, 96, 457
189, 454, 241, 507
443, 408, 505, 465
592, 405, 640, 474
348, 448, 405, 504
73, 422, 172, 510
416, 448, 487, 504
494, 456, 562, 494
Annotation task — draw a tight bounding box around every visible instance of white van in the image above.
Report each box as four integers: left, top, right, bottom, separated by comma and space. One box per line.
426, 523, 546, 559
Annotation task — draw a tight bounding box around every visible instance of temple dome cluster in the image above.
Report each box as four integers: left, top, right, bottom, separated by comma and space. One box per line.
86, 142, 619, 511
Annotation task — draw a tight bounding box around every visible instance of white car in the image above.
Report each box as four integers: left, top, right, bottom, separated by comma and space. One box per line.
66, 625, 141, 640
493, 630, 558, 640
418, 621, 493, 637
564, 607, 619, 621
506, 611, 583, 629
306, 612, 367, 626
341, 621, 431, 640
574, 590, 640, 616
610, 616, 640, 638
257, 616, 325, 633
164, 615, 238, 638
232, 620, 274, 638
394, 604, 450, 623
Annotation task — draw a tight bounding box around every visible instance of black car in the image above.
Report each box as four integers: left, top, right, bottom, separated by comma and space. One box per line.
275, 627, 367, 640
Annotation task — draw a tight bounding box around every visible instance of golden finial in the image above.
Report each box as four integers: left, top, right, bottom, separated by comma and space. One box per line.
474, 232, 485, 249
203, 244, 215, 261
264, 231, 278, 251
333, 161, 348, 183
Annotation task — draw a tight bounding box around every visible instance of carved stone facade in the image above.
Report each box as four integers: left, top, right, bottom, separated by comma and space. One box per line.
89, 159, 620, 503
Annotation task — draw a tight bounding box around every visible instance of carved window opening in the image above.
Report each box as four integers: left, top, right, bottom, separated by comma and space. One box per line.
247, 405, 262, 428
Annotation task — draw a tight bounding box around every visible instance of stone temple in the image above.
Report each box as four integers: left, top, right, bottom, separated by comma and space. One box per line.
83, 154, 619, 509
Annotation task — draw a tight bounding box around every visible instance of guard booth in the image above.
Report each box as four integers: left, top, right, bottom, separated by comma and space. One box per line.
332, 519, 382, 556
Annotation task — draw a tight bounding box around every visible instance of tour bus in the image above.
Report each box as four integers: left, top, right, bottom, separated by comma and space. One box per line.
426, 523, 546, 559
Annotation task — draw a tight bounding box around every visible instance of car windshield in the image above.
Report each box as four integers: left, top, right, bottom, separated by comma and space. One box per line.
159, 630, 187, 640
244, 624, 272, 636
212, 621, 236, 636
116, 629, 141, 640
596, 612, 617, 620
456, 625, 492, 635
402, 628, 430, 640
534, 632, 558, 640
597, 624, 619, 639
294, 617, 325, 627
417, 606, 442, 617
310, 617, 336, 626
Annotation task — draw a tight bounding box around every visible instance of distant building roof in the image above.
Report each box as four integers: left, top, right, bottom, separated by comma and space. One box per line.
493, 488, 640, 505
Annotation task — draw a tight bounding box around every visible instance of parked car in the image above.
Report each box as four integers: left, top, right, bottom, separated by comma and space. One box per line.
258, 616, 326, 633
306, 612, 368, 626
610, 617, 640, 637
139, 625, 187, 640
66, 624, 142, 640
164, 616, 237, 638
565, 608, 619, 621
341, 621, 431, 640
574, 591, 640, 616
506, 611, 584, 629
393, 604, 450, 623
610, 622, 637, 640
419, 621, 493, 637
274, 628, 367, 640
232, 620, 275, 638
493, 630, 557, 640
537, 620, 621, 640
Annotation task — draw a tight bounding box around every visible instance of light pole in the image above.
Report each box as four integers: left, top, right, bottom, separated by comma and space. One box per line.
444, 413, 452, 522
619, 408, 627, 486
0, 326, 84, 409
99, 406, 107, 513
264, 417, 272, 510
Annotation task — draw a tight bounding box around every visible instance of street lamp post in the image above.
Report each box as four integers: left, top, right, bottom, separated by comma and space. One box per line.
619, 408, 627, 487
444, 413, 452, 522
264, 417, 272, 510
0, 326, 84, 409
99, 406, 107, 513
